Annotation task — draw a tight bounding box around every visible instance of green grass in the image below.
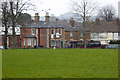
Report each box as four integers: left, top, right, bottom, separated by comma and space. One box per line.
2, 49, 118, 78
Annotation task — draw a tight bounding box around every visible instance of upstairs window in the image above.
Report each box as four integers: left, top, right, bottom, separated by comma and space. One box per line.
70, 32, 73, 37
58, 29, 62, 35
105, 32, 108, 37
98, 33, 102, 37
51, 29, 55, 35
32, 29, 35, 35
80, 32, 83, 37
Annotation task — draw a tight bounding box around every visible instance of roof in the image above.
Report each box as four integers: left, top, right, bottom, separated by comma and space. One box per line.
86, 21, 120, 32
21, 19, 120, 32
21, 21, 65, 29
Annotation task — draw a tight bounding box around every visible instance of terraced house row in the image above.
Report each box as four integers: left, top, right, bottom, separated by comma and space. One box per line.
20, 13, 90, 48
0, 13, 119, 48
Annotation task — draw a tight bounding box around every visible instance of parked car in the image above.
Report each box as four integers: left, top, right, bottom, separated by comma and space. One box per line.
105, 45, 117, 49
0, 46, 4, 49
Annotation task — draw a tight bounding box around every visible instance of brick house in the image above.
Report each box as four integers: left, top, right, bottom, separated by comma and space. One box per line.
87, 18, 120, 45
0, 24, 21, 48
20, 13, 90, 48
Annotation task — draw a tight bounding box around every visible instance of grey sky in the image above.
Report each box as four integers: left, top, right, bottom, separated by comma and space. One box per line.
28, 0, 120, 16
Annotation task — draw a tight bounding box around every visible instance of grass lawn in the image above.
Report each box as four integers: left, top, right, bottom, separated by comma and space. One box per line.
2, 49, 118, 78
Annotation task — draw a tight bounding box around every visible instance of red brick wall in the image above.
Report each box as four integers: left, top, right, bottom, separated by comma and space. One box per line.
39, 28, 47, 48
20, 28, 37, 48
0, 35, 20, 48
65, 31, 90, 42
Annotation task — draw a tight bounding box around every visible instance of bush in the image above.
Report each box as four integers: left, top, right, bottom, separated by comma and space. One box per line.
109, 40, 120, 44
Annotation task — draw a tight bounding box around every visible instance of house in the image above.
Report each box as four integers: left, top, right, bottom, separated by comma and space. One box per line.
20, 13, 90, 48
0, 26, 21, 48
87, 18, 120, 45
0, 16, 21, 48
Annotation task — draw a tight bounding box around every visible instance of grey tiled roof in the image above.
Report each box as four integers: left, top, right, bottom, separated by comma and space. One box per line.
86, 21, 120, 32
21, 20, 120, 32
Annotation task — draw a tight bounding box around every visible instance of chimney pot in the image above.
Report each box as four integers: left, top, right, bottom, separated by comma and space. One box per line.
70, 18, 75, 27
45, 12, 50, 22
95, 18, 100, 25
34, 13, 39, 22
56, 18, 59, 23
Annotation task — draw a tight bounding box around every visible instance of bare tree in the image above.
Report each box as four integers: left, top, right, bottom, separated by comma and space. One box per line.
0, 1, 11, 49
9, 0, 34, 48
98, 5, 115, 22
72, 0, 96, 48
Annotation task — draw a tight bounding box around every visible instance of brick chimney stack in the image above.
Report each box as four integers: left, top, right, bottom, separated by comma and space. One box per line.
95, 18, 100, 25
115, 18, 120, 25
45, 12, 50, 22
69, 18, 75, 27
56, 18, 59, 23
34, 13, 39, 22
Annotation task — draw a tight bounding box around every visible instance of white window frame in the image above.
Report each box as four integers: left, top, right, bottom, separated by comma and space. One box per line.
58, 29, 62, 35
28, 39, 31, 46
34, 39, 36, 45
105, 40, 108, 44
70, 32, 73, 37
51, 40, 55, 46
98, 33, 102, 37
24, 39, 25, 46
80, 32, 83, 37
105, 32, 108, 37
32, 29, 35, 35
51, 29, 55, 35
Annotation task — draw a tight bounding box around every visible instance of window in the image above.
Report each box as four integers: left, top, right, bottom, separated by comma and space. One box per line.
70, 32, 73, 37
80, 32, 83, 37
51, 40, 55, 46
105, 40, 108, 44
32, 29, 35, 35
98, 33, 102, 37
58, 29, 62, 35
24, 39, 25, 46
51, 29, 55, 34
105, 32, 108, 37
28, 39, 31, 46
56, 41, 59, 47
34, 39, 36, 45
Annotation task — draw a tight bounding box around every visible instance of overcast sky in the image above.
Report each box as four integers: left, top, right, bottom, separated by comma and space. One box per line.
28, 0, 120, 16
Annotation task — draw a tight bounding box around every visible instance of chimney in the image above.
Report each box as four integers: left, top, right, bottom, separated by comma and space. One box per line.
45, 12, 50, 22
56, 18, 59, 23
69, 18, 75, 27
115, 18, 120, 25
34, 13, 39, 22
95, 18, 100, 25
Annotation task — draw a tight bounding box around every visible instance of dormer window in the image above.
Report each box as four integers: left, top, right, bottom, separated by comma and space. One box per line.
32, 29, 35, 35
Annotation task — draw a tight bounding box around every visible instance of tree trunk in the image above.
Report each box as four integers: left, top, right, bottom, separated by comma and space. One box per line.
83, 2, 86, 49
12, 22, 16, 49
3, 19, 8, 49
83, 22, 86, 49
4, 30, 8, 49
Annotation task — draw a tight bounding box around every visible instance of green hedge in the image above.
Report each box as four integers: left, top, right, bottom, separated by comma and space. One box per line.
109, 40, 120, 44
